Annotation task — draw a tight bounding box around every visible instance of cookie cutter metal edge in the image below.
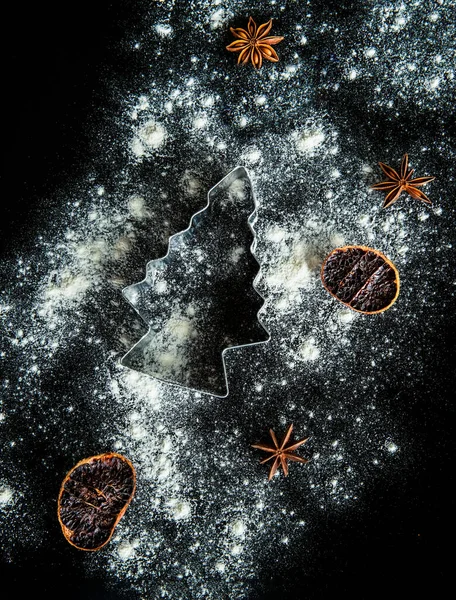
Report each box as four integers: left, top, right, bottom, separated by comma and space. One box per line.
120, 165, 270, 398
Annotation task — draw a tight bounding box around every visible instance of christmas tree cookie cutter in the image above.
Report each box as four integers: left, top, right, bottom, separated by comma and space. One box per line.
120, 166, 270, 397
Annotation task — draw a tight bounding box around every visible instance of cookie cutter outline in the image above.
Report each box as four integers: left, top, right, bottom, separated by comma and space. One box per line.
120, 165, 270, 397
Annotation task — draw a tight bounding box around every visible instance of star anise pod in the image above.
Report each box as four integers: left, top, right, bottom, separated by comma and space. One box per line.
252, 424, 309, 481
226, 17, 284, 69
371, 153, 435, 209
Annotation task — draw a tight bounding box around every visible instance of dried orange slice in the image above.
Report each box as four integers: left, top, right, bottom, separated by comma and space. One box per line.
321, 245, 400, 314
57, 452, 136, 551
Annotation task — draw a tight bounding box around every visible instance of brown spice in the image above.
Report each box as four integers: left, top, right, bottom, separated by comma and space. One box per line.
371, 153, 435, 208
252, 424, 309, 481
57, 452, 136, 551
226, 17, 284, 69
321, 245, 400, 314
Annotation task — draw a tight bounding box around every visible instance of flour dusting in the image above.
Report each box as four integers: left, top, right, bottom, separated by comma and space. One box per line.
1, 0, 453, 598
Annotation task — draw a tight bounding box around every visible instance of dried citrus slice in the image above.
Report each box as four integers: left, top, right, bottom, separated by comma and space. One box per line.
57, 452, 136, 551
321, 245, 400, 314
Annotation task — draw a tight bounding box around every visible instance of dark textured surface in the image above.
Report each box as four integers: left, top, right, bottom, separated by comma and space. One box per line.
2, 1, 455, 599
59, 454, 135, 551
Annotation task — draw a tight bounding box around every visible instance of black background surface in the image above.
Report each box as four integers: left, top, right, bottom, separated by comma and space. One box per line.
2, 2, 455, 598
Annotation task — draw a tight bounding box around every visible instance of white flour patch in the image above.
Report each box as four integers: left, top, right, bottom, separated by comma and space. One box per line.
155, 24, 173, 37
291, 117, 339, 158
230, 519, 246, 538
261, 223, 342, 307
0, 484, 14, 507
128, 195, 150, 219
117, 538, 140, 560
143, 311, 198, 382
241, 146, 262, 165
181, 170, 203, 198
209, 8, 231, 30
131, 119, 167, 157
294, 129, 326, 154
298, 337, 321, 362
168, 498, 192, 520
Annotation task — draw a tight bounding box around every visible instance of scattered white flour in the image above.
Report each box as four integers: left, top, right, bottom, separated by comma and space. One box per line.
155, 280, 168, 294
338, 310, 356, 325
168, 498, 192, 520
385, 440, 399, 453
265, 226, 286, 244
241, 146, 262, 165
227, 178, 248, 202
294, 129, 326, 154
155, 23, 173, 37
215, 561, 226, 574
117, 538, 140, 560
131, 119, 167, 157
263, 231, 315, 294
298, 337, 320, 362
291, 118, 339, 158
2, 1, 452, 598
255, 95, 267, 106
43, 271, 92, 305
128, 195, 150, 219
209, 8, 230, 30
193, 114, 208, 129
140, 311, 198, 383
230, 519, 246, 538
181, 170, 203, 197
0, 484, 13, 507
230, 246, 245, 263
0, 304, 13, 316
128, 411, 148, 440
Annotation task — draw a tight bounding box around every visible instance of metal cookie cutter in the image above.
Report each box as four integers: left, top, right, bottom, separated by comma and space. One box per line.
120, 166, 270, 397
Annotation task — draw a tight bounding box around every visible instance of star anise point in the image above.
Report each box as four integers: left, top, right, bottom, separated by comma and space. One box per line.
372, 154, 435, 209
252, 424, 309, 481
226, 17, 284, 69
